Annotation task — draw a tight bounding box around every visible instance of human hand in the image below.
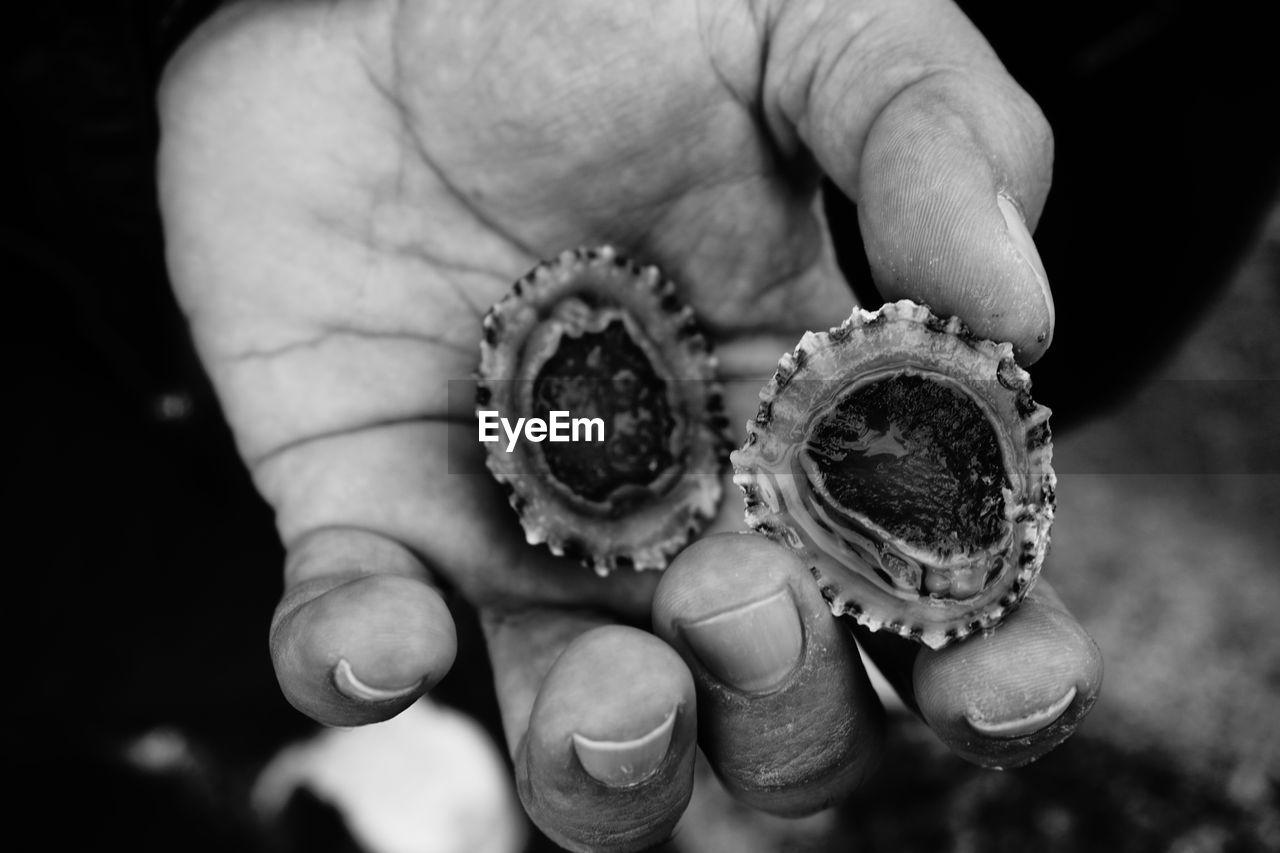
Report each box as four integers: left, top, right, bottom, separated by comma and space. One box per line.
158, 0, 1101, 850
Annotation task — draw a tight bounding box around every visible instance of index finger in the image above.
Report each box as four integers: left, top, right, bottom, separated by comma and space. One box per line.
855, 579, 1104, 768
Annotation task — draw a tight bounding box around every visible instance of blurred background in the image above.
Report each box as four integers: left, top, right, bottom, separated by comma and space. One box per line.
10, 0, 1278, 850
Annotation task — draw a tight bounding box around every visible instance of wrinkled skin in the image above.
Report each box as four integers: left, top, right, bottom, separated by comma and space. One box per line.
159, 1, 1101, 850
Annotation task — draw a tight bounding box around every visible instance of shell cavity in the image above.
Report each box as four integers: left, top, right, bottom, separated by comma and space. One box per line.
478, 246, 730, 574
731, 300, 1055, 648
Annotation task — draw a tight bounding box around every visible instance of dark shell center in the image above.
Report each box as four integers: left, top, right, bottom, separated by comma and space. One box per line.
806, 374, 1007, 555
532, 320, 676, 505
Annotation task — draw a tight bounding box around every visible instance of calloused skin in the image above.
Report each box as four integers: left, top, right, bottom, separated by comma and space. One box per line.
159, 0, 1102, 850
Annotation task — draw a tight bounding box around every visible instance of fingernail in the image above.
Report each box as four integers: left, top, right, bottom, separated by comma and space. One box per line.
965, 686, 1077, 738
572, 707, 677, 788
680, 588, 803, 693
997, 193, 1055, 345
332, 658, 423, 702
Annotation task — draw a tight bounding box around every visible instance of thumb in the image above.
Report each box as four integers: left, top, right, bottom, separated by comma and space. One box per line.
765, 0, 1055, 363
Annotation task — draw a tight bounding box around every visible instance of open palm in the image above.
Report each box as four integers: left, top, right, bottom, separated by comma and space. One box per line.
160, 1, 1099, 849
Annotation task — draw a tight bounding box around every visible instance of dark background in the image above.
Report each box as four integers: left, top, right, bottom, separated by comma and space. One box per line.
10, 1, 1278, 850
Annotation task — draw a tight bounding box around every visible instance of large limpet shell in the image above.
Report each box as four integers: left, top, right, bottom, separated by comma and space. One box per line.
477, 246, 730, 574
731, 300, 1055, 648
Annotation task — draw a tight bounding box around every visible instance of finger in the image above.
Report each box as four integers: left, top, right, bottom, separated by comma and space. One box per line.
764, 0, 1055, 362
914, 581, 1103, 767
653, 533, 883, 816
271, 526, 457, 726
483, 610, 697, 853
856, 580, 1103, 768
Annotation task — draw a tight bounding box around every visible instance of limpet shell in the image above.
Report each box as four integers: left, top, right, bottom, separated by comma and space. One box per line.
731, 300, 1055, 648
477, 246, 731, 574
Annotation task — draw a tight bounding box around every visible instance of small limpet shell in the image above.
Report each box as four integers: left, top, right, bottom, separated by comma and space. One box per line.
731, 300, 1055, 648
477, 246, 730, 574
